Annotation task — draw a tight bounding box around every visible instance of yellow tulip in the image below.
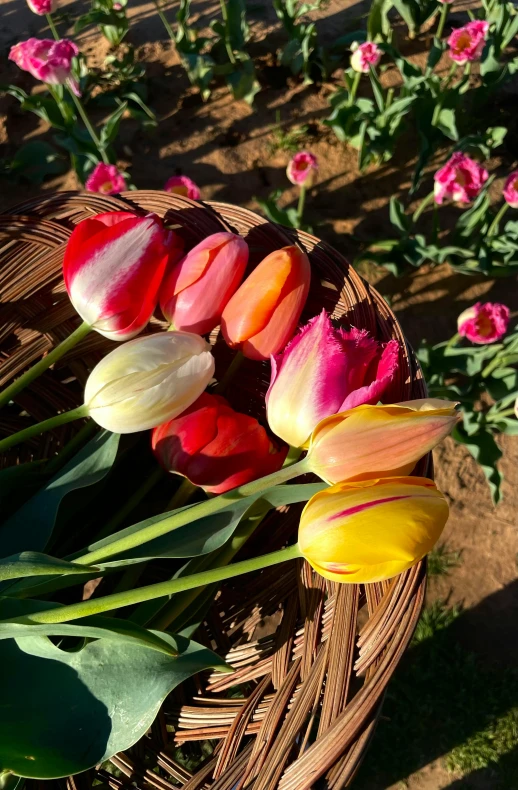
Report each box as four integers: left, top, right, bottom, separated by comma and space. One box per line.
306, 399, 460, 484
298, 476, 448, 583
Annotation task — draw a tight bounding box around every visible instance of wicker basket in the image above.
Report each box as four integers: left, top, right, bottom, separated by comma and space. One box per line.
0, 192, 428, 790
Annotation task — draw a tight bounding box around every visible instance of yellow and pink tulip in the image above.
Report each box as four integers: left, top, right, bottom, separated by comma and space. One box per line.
299, 476, 449, 583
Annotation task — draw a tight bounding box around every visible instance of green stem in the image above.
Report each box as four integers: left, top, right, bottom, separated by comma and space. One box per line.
436, 1, 449, 39
284, 444, 303, 466
219, 0, 237, 65
412, 191, 435, 223
68, 91, 110, 164
446, 331, 461, 349
213, 350, 244, 394
95, 466, 165, 542
487, 406, 516, 420
166, 476, 198, 510
153, 0, 175, 40
0, 405, 90, 453
487, 202, 509, 238
481, 354, 506, 378
0, 321, 91, 410
348, 71, 361, 106
46, 12, 60, 40
297, 185, 307, 227
9, 544, 303, 624
75, 457, 310, 566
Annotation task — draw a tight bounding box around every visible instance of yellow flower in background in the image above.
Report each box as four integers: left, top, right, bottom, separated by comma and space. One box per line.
306, 399, 460, 484
299, 476, 449, 584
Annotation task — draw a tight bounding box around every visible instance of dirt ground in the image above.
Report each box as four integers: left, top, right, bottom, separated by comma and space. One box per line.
1, 1, 517, 788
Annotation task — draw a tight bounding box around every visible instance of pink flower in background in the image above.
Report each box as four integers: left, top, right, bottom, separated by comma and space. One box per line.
457, 302, 510, 344
437, 0, 454, 4
164, 175, 201, 200
447, 20, 489, 64
434, 152, 488, 205
113, 2, 123, 9
286, 151, 318, 186
86, 163, 127, 195
503, 170, 518, 208
9, 38, 80, 95
350, 41, 382, 73
27, 0, 56, 14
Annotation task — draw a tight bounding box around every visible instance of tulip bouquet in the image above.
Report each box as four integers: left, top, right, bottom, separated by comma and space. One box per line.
418, 301, 518, 502
0, 202, 461, 781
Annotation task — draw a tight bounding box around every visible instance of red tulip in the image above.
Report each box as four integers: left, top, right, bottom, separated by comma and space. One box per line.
151, 393, 288, 494
221, 245, 311, 360
160, 232, 249, 335
63, 211, 183, 340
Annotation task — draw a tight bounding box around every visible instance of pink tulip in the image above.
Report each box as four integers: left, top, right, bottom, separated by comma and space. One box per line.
503, 171, 518, 208
152, 393, 287, 494
447, 20, 489, 64
434, 152, 488, 205
9, 38, 80, 96
63, 211, 180, 340
164, 175, 201, 201
159, 232, 249, 335
85, 163, 127, 195
457, 302, 510, 344
27, 0, 56, 14
287, 152, 318, 187
267, 310, 399, 448
350, 41, 382, 73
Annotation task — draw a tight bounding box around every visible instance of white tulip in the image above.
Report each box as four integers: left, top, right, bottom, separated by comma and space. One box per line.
84, 332, 215, 433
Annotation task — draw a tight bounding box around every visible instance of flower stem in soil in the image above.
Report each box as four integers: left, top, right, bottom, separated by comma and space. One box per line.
46, 13, 60, 40
68, 91, 110, 164
0, 321, 91, 410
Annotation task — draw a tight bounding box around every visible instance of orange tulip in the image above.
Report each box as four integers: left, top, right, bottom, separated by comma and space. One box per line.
221, 245, 311, 361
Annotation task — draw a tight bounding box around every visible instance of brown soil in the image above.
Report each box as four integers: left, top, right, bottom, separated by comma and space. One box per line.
1, 1, 517, 787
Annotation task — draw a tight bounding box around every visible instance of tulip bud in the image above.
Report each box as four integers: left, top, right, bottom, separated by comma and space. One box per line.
64, 211, 182, 341
152, 392, 287, 494
503, 170, 518, 209
299, 476, 449, 583
306, 399, 460, 484
221, 245, 311, 361
457, 301, 510, 344
267, 310, 398, 448
159, 232, 249, 335
84, 332, 215, 433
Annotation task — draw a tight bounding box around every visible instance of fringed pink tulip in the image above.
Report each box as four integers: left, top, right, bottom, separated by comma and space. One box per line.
152, 393, 287, 494
286, 152, 318, 186
27, 0, 56, 14
306, 399, 460, 484
299, 476, 449, 583
503, 171, 518, 208
457, 302, 510, 344
9, 38, 80, 95
434, 152, 488, 205
447, 21, 489, 64
85, 163, 127, 195
164, 175, 201, 201
221, 245, 311, 361
266, 310, 399, 448
63, 211, 180, 340
350, 41, 382, 73
160, 232, 249, 335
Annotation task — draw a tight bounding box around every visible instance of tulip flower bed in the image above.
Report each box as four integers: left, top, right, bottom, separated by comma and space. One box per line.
0, 191, 460, 786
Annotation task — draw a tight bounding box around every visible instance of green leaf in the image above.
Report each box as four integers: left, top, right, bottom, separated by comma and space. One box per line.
0, 553, 95, 583
6, 141, 67, 184
435, 107, 458, 141
1, 432, 120, 556
453, 425, 503, 504
99, 102, 127, 147
389, 196, 410, 234
0, 609, 228, 778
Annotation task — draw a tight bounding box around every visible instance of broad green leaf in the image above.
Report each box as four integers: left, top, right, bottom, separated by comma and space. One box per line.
0, 598, 180, 656
453, 425, 503, 504
0, 553, 95, 582
389, 196, 410, 234
435, 107, 458, 141
0, 431, 120, 555
7, 141, 67, 184
0, 609, 229, 778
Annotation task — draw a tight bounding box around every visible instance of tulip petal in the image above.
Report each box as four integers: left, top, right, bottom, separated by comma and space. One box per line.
340, 338, 399, 410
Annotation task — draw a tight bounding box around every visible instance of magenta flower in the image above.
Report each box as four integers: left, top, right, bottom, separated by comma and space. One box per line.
447, 20, 489, 64
503, 170, 518, 209
457, 302, 510, 344
434, 152, 488, 205
9, 38, 80, 95
27, 0, 56, 14
286, 151, 318, 187
85, 163, 127, 195
266, 310, 399, 448
164, 175, 201, 201
350, 41, 382, 73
